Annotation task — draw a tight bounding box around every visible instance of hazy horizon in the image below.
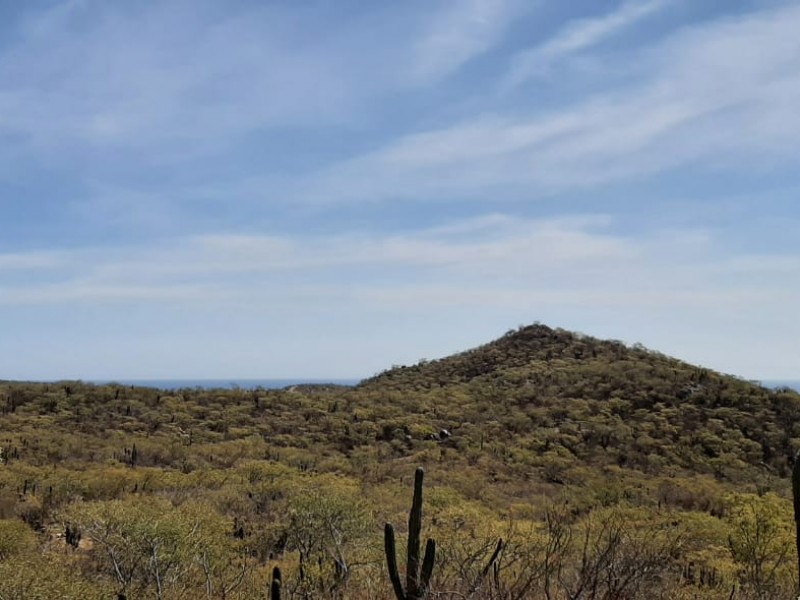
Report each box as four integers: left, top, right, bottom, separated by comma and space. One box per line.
3, 376, 798, 391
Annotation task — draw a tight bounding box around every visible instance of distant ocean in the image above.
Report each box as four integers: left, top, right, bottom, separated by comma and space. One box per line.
18, 377, 800, 393
761, 380, 800, 392
91, 378, 361, 390
100, 379, 796, 392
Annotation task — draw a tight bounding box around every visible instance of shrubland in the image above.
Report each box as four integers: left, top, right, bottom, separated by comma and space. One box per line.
1, 324, 799, 598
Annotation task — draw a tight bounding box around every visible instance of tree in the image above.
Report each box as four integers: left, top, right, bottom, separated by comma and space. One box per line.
285, 475, 373, 597
67, 496, 237, 599
726, 493, 795, 598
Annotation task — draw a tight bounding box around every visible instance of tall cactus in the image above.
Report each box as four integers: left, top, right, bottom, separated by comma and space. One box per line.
793, 450, 800, 589
385, 467, 436, 600
270, 566, 282, 600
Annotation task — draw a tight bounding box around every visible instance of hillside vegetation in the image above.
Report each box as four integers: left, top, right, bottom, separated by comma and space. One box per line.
1, 324, 799, 599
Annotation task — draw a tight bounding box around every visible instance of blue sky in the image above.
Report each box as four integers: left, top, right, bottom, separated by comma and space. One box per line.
2, 0, 799, 381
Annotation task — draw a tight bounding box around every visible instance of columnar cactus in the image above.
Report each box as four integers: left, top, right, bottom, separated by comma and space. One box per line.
385, 467, 436, 600
270, 566, 281, 600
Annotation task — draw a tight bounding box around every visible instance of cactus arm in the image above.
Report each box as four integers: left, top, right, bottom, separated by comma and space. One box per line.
468, 538, 503, 595
484, 539, 504, 580
385, 523, 407, 600
407, 467, 425, 597
418, 538, 436, 596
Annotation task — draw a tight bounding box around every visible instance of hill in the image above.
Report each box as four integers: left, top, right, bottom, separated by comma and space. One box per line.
1, 323, 799, 599
362, 323, 800, 480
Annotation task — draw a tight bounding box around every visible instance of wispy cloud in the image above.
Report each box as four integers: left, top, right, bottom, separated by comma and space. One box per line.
2, 212, 798, 378
0, 216, 604, 303
504, 0, 670, 88
0, 251, 66, 270
411, 0, 531, 82
0, 215, 628, 298
0, 2, 377, 162
1, 214, 795, 313
291, 2, 800, 204
0, 0, 531, 166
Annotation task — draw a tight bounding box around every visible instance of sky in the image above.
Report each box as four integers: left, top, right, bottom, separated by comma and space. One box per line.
1, 0, 799, 382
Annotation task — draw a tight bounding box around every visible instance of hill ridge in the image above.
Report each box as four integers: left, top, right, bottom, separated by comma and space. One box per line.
364, 322, 733, 390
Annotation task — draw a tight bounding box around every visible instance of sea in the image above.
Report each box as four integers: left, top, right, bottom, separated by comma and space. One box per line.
90, 378, 361, 390
761, 380, 800, 392
94, 378, 799, 392
17, 378, 800, 393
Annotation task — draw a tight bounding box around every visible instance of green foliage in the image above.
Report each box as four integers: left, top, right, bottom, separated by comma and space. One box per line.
0, 553, 113, 600
1, 324, 800, 598
0, 519, 36, 559
285, 474, 373, 596
725, 492, 796, 596
64, 495, 240, 599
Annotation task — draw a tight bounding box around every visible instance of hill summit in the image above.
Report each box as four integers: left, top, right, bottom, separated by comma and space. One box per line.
362, 323, 800, 479
363, 323, 743, 394
363, 323, 675, 386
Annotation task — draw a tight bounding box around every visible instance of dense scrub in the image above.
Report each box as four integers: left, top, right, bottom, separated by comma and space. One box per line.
0, 324, 798, 598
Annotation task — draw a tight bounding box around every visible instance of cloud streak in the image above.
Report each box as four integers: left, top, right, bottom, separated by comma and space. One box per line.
1, 214, 796, 314
0, 2, 382, 163
505, 0, 670, 87
290, 2, 800, 204
411, 0, 530, 82
2, 211, 798, 379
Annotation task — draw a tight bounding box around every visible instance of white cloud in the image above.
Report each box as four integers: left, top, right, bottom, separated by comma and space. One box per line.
505, 0, 670, 87
0, 251, 66, 270
0, 215, 627, 294
0, 215, 606, 302
292, 2, 800, 204
0, 214, 796, 314
411, 0, 530, 82
0, 3, 374, 161
0, 0, 527, 164
0, 282, 230, 305
2, 213, 798, 379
